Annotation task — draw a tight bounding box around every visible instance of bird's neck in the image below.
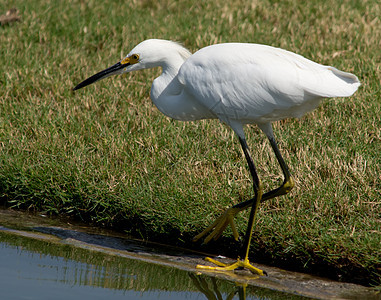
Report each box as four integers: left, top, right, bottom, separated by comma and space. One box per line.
149, 60, 214, 121
150, 57, 184, 102
150, 69, 182, 117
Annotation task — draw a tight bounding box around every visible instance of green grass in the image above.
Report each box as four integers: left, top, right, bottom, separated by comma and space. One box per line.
1, 0, 380, 286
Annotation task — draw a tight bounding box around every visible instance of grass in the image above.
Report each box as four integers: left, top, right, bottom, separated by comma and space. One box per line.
0, 0, 380, 286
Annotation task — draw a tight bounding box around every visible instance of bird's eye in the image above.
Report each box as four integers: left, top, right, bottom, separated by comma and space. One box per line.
131, 54, 139, 63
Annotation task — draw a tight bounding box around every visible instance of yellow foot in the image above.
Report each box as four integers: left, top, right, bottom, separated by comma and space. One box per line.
196, 257, 265, 276
193, 207, 241, 243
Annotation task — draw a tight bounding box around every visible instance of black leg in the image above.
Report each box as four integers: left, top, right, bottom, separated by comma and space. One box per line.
233, 135, 294, 211
196, 135, 266, 275
193, 126, 293, 250
238, 137, 263, 260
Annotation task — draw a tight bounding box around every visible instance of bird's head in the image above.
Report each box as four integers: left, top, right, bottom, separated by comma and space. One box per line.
73, 39, 191, 91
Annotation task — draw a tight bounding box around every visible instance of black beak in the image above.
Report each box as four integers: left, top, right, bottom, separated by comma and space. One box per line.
73, 61, 129, 91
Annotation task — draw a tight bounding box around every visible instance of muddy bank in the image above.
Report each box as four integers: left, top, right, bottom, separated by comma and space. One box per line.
0, 208, 378, 299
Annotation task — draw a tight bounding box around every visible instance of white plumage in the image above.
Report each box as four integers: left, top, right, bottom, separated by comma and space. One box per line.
117, 40, 359, 138
74, 39, 360, 275
180, 43, 359, 122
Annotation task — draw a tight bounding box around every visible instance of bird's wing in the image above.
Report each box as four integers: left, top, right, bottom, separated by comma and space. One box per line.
178, 43, 359, 123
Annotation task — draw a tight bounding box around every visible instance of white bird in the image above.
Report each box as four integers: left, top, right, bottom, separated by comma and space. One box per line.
73, 39, 360, 275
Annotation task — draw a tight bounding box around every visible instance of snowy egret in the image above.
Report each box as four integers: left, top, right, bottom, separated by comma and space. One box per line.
73, 39, 360, 275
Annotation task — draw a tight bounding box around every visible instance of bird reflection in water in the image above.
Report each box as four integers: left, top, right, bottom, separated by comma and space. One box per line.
189, 273, 247, 300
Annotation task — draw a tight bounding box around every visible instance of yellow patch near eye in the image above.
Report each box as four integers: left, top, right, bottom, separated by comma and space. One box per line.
121, 57, 130, 65
121, 54, 139, 65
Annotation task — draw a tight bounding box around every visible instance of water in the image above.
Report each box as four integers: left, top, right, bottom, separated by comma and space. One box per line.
0, 246, 200, 300
0, 231, 299, 300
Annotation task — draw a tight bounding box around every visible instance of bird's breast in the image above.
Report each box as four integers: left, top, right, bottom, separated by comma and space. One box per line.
151, 88, 216, 122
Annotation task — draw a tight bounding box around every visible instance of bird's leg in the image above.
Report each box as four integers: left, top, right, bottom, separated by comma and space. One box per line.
193, 134, 294, 243
196, 137, 265, 275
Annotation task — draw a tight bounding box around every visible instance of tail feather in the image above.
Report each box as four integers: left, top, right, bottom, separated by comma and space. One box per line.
305, 67, 361, 98
328, 67, 361, 96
